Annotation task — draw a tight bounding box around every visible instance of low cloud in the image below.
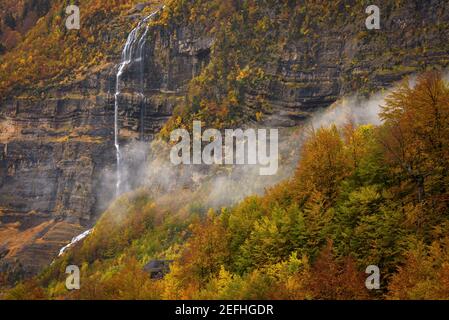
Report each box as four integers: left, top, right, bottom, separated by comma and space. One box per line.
99, 88, 394, 213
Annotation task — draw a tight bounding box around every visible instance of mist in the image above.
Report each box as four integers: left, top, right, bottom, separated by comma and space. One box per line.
98, 88, 393, 214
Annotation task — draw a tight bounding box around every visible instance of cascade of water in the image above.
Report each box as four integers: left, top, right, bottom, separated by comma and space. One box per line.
114, 11, 158, 196
55, 10, 163, 262
137, 17, 151, 141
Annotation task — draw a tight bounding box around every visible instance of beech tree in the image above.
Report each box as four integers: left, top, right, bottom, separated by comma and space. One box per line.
379, 71, 449, 204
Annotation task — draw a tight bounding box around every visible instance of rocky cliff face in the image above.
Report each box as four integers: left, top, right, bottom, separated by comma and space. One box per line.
1, 0, 448, 281
0, 0, 52, 53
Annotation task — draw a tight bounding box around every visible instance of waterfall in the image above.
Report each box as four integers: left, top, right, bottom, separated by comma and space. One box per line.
114, 11, 158, 196
58, 229, 93, 257
137, 19, 150, 141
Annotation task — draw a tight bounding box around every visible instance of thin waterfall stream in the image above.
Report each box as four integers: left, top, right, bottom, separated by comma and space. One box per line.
114, 11, 158, 196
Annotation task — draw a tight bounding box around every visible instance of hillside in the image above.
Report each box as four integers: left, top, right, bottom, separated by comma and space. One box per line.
0, 0, 449, 299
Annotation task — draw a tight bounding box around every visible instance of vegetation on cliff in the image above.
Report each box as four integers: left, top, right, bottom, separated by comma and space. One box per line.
3, 71, 449, 299
158, 0, 449, 133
